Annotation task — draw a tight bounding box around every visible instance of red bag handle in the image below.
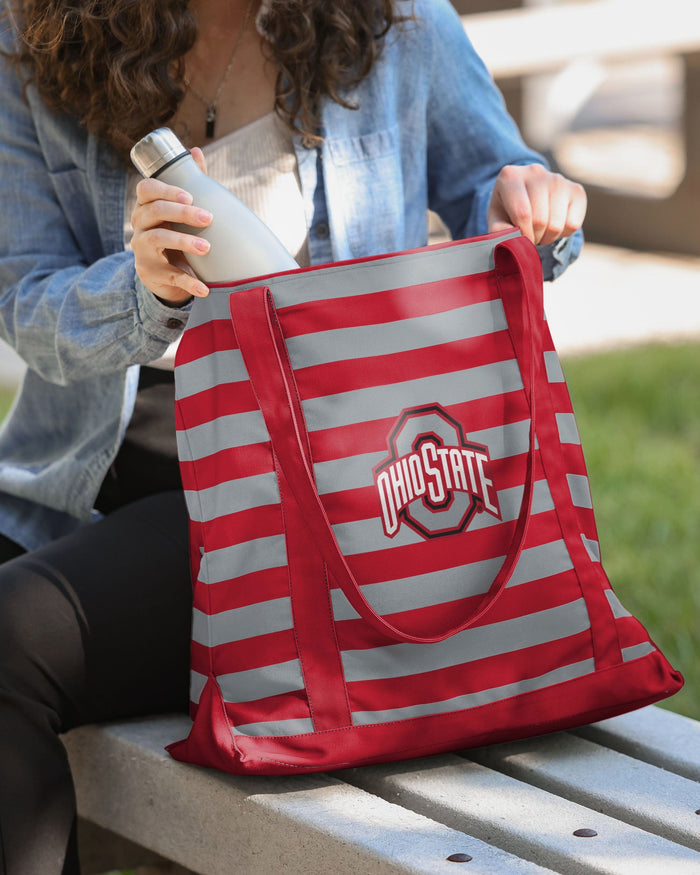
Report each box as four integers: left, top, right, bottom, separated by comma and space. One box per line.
229, 236, 544, 644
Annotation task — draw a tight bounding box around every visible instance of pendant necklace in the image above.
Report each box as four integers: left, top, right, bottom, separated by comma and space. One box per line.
186, 0, 255, 139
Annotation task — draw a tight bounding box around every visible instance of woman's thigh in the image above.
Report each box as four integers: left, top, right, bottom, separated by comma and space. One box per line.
0, 491, 193, 730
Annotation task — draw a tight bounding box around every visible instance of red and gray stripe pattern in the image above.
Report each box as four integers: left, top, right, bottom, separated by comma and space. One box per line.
174, 232, 663, 744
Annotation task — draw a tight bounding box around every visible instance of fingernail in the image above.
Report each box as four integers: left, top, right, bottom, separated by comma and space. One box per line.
195, 238, 210, 253
177, 191, 193, 204
197, 209, 212, 224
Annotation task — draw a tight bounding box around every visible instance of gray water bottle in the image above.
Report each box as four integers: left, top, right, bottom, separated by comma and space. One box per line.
130, 127, 298, 283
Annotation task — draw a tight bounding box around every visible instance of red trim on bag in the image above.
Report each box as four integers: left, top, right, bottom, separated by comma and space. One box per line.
277, 457, 353, 732
271, 311, 354, 730
203, 228, 521, 291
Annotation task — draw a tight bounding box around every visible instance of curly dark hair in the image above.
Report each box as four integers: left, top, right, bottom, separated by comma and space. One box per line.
6, 0, 412, 160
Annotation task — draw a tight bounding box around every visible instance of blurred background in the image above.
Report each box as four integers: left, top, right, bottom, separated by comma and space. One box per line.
1, 0, 698, 719
448, 0, 700, 721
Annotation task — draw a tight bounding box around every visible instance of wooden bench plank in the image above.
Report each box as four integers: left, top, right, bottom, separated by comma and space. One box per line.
462, 0, 700, 79
462, 1, 700, 256
573, 704, 700, 782
62, 717, 552, 875
467, 733, 700, 852
250, 776, 552, 875
340, 753, 700, 874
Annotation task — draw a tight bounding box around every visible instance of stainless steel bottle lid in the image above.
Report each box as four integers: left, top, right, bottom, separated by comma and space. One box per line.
130, 127, 189, 178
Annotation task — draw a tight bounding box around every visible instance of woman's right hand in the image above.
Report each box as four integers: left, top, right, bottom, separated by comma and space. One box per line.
131, 147, 212, 306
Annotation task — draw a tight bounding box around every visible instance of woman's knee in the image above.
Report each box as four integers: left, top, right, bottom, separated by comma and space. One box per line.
0, 555, 86, 724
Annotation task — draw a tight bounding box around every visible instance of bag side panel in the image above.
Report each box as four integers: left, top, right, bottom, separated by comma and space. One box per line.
535, 323, 660, 669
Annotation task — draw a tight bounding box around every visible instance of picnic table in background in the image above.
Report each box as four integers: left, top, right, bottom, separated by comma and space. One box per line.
457, 0, 700, 255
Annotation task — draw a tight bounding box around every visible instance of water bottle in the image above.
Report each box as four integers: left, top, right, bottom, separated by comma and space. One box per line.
130, 127, 298, 283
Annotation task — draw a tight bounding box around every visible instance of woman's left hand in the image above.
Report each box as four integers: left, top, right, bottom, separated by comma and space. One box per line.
487, 163, 587, 246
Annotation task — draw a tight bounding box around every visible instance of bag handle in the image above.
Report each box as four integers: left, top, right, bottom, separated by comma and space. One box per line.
230, 236, 543, 645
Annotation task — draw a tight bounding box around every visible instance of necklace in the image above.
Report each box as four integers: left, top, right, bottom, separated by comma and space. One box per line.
186, 0, 256, 139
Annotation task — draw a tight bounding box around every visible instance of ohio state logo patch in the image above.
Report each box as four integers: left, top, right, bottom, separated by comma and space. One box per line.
373, 404, 501, 540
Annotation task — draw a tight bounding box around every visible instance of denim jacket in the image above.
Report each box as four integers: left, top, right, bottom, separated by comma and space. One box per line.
0, 0, 581, 550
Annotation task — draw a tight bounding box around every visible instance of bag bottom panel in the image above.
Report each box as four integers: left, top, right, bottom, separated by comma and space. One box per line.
167, 647, 682, 775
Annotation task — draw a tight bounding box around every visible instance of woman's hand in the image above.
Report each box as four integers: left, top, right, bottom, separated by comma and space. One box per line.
487, 163, 587, 247
131, 147, 212, 306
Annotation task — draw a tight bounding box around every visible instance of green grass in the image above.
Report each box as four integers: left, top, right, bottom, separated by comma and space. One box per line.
562, 341, 699, 720
0, 342, 697, 720
0, 385, 15, 423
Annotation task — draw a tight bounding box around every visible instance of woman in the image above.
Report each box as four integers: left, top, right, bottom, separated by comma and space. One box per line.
0, 0, 586, 871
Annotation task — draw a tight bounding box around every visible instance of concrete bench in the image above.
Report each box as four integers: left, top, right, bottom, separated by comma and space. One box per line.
459, 0, 700, 256
62, 703, 700, 874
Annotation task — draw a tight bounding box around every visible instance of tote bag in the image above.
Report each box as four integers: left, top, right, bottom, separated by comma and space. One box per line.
167, 230, 682, 775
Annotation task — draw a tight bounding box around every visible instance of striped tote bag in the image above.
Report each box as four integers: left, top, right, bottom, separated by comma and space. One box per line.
167, 230, 682, 775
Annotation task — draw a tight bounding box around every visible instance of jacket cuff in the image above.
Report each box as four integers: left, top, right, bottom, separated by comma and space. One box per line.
537, 228, 584, 282
135, 274, 193, 343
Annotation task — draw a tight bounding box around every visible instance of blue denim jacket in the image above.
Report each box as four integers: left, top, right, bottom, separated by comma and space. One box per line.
0, 0, 581, 549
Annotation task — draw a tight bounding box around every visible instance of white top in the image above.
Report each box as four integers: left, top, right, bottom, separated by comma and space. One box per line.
124, 112, 309, 369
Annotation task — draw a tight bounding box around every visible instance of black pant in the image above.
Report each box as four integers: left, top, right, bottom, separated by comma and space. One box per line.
0, 492, 193, 875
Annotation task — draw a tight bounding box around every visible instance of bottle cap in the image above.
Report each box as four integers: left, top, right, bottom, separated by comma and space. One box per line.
130, 127, 189, 178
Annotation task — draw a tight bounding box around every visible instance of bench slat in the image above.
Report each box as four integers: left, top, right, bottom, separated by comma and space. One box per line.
340, 754, 700, 875
63, 717, 551, 875
573, 704, 700, 782
463, 0, 700, 78
467, 732, 699, 851
64, 706, 700, 873
251, 778, 553, 875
